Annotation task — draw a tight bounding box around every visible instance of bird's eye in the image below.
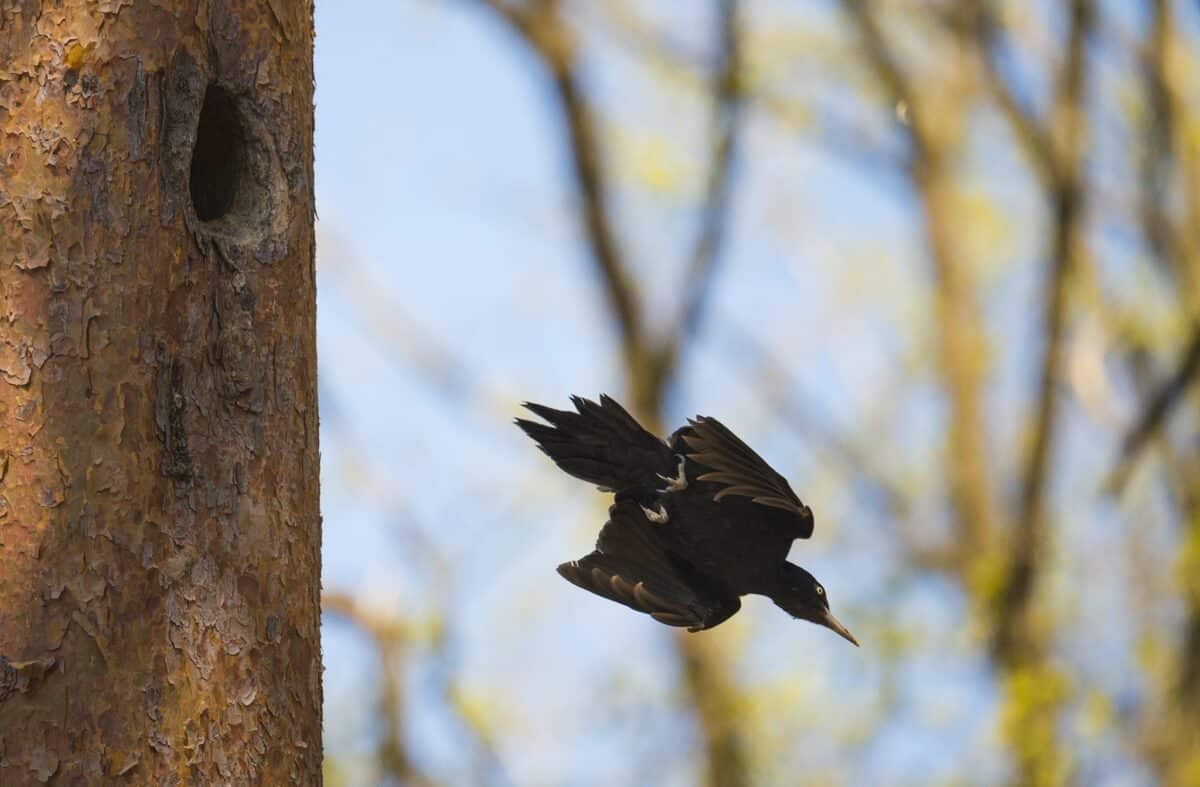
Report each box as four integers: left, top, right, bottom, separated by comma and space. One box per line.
816, 586, 824, 596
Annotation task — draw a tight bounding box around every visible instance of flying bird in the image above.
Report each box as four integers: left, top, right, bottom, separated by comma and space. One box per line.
516, 394, 857, 645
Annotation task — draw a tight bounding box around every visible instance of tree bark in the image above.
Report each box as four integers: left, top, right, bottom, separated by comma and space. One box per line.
0, 2, 320, 784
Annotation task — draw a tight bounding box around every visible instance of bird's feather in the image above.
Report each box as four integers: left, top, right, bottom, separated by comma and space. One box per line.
556, 501, 740, 632
519, 395, 852, 641
679, 415, 815, 538
515, 395, 674, 498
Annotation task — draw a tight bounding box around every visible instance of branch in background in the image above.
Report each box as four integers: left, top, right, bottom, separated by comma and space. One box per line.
1160, 444, 1200, 707
594, 0, 904, 178
1143, 0, 1200, 307
593, 0, 707, 71
673, 636, 748, 787
1128, 404, 1200, 778
428, 619, 514, 787
323, 591, 435, 787
658, 7, 751, 784
325, 590, 511, 787
839, 0, 996, 559
972, 5, 1091, 785
842, 1, 1081, 782
718, 320, 972, 575
478, 0, 646, 374
838, 0, 925, 159
1109, 325, 1200, 493
1137, 0, 1176, 268
992, 0, 1092, 665
470, 3, 752, 784
1132, 7, 1200, 773
322, 241, 517, 430
966, 1, 1056, 185
1107, 0, 1200, 496
655, 0, 746, 389
719, 321, 912, 523
919, 5, 1093, 784
548, 35, 646, 367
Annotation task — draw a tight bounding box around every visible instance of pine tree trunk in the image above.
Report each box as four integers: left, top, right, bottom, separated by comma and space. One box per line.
0, 2, 320, 783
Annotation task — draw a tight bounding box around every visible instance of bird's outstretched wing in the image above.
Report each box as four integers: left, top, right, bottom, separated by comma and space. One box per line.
557, 501, 740, 632
516, 395, 675, 498
676, 415, 815, 538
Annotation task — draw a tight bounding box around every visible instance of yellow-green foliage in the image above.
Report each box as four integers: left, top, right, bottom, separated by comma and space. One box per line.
999, 663, 1073, 787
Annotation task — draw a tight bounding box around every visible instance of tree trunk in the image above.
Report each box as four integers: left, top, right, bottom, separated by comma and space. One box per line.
0, 2, 320, 784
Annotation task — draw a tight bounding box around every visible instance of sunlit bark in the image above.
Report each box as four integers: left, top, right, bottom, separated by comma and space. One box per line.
0, 2, 320, 782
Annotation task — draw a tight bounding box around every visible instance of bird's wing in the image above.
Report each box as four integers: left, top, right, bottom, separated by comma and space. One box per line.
676, 415, 815, 538
516, 395, 675, 497
557, 501, 740, 632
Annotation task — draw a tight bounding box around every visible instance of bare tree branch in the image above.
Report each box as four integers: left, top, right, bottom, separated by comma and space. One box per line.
992, 0, 1092, 666
323, 591, 436, 787
842, 1, 1087, 781
591, 0, 708, 70
839, 0, 996, 558
321, 241, 516, 430
839, 0, 925, 158
1110, 328, 1200, 493
547, 41, 646, 365
656, 0, 746, 388
1128, 9, 1200, 768
1109, 0, 1200, 494
468, 3, 751, 784
653, 7, 751, 783
965, 1, 1056, 185
594, 0, 904, 177
719, 320, 911, 522
673, 635, 747, 787
428, 620, 514, 787
325, 589, 511, 787
1129, 411, 1200, 778
479, 0, 647, 372
1137, 0, 1177, 268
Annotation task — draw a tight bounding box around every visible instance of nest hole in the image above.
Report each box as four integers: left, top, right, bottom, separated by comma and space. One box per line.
189, 85, 246, 223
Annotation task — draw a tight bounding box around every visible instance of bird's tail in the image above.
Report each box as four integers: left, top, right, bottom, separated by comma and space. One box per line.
515, 394, 673, 494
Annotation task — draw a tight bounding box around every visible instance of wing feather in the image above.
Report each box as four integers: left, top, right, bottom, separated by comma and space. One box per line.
681, 415, 815, 537
556, 501, 741, 631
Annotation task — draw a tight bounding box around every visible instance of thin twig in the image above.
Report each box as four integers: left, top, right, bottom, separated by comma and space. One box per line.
1108, 323, 1200, 492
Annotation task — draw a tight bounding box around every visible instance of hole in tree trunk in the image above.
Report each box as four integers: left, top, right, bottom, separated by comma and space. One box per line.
189, 85, 245, 222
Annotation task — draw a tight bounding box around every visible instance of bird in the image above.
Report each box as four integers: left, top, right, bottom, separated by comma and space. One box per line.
515, 394, 857, 646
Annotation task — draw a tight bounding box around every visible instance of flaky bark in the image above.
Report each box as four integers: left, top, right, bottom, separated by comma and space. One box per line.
0, 2, 320, 784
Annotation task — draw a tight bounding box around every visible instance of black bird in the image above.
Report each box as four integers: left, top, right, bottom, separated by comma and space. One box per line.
516, 394, 857, 645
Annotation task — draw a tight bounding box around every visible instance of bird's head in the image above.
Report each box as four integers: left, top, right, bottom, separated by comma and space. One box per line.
771, 563, 858, 646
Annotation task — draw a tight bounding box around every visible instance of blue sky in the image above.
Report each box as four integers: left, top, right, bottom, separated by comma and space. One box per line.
310, 2, 1171, 785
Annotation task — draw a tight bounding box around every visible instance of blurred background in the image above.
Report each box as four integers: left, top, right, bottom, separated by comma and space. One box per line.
314, 1, 1200, 785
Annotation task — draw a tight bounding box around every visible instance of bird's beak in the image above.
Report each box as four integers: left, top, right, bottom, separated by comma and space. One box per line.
820, 609, 859, 647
